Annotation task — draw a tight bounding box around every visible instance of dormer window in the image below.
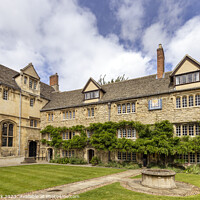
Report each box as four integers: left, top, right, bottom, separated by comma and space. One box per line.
85, 90, 99, 100
175, 72, 199, 85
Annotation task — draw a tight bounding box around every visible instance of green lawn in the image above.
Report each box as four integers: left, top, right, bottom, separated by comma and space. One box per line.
71, 173, 200, 200
0, 164, 125, 195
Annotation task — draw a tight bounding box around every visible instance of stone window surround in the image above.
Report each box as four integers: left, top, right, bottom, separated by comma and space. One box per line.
3, 89, 8, 100
175, 123, 199, 137
1, 121, 14, 147
176, 153, 200, 164
62, 131, 75, 140
175, 94, 200, 109
62, 110, 76, 120
87, 107, 95, 117
30, 118, 38, 128
47, 113, 54, 121
62, 150, 75, 158
117, 128, 136, 139
117, 151, 136, 162
117, 102, 136, 114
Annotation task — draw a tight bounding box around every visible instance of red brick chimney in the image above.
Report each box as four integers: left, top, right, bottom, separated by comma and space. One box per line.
157, 44, 165, 79
50, 73, 59, 92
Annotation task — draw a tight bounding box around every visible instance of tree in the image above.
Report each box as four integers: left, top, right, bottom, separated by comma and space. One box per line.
89, 122, 118, 161
98, 74, 128, 85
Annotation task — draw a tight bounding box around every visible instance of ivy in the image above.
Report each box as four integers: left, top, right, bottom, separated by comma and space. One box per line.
40, 120, 200, 163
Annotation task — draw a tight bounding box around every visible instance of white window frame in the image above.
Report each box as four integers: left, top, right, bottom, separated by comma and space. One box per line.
176, 125, 181, 136
189, 95, 194, 107
182, 96, 187, 107
176, 97, 181, 108
117, 105, 121, 114
182, 125, 187, 136
189, 124, 194, 136
3, 90, 8, 100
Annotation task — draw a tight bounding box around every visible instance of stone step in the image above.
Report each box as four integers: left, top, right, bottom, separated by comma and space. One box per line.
21, 157, 37, 164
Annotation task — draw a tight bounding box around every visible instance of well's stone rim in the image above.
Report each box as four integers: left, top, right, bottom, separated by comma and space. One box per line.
142, 169, 176, 176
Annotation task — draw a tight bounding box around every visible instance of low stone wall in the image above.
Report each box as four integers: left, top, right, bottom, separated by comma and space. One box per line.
0, 156, 24, 166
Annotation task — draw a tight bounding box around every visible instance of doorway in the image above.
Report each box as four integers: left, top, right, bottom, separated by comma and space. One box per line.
143, 154, 148, 167
88, 149, 94, 163
29, 141, 37, 157
48, 148, 53, 161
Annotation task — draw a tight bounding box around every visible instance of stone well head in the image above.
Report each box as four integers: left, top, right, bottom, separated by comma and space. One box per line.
141, 169, 176, 189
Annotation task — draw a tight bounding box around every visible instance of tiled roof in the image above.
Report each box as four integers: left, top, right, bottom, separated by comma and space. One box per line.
0, 64, 54, 100
41, 72, 174, 111
0, 65, 20, 89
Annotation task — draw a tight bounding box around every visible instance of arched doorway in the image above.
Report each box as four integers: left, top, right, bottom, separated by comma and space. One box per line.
88, 149, 94, 163
47, 148, 53, 161
29, 141, 37, 157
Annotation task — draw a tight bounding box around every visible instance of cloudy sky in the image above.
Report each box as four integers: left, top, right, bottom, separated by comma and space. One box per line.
0, 0, 200, 91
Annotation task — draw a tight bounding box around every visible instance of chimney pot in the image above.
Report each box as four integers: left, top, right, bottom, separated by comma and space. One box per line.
157, 44, 165, 79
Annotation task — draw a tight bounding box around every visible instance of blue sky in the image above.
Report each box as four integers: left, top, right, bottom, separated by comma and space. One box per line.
0, 0, 200, 91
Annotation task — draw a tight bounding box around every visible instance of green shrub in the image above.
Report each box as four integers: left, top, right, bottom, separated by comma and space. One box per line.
99, 161, 141, 169
68, 157, 87, 164
90, 156, 101, 166
185, 165, 200, 174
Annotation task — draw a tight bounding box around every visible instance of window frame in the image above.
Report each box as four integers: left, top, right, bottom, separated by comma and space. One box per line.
2, 122, 14, 147
3, 89, 8, 100
84, 90, 100, 100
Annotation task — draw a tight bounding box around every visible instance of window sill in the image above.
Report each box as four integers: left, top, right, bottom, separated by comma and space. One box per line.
117, 112, 136, 115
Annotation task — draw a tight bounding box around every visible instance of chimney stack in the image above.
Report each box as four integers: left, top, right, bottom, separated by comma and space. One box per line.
157, 44, 165, 79
50, 73, 59, 92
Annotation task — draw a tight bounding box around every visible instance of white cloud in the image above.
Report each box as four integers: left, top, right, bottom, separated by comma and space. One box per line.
0, 0, 151, 91
166, 16, 200, 68
110, 0, 144, 43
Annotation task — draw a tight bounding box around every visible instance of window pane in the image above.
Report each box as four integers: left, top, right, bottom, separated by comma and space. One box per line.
189, 125, 194, 136
176, 76, 180, 85
182, 125, 187, 136
127, 153, 131, 161
118, 129, 121, 138
188, 73, 192, 83
8, 137, 13, 147
94, 91, 99, 98
190, 153, 195, 163
118, 152, 121, 160
73, 111, 75, 118
8, 124, 13, 136
34, 120, 37, 127
30, 120, 33, 127
123, 129, 126, 138
132, 129, 136, 138
117, 105, 121, 114
132, 153, 136, 162
2, 123, 7, 136
176, 125, 181, 136
69, 111, 72, 119
132, 103, 135, 112
91, 108, 94, 116
182, 96, 187, 107
122, 152, 126, 160
127, 129, 131, 138
196, 124, 200, 136
127, 103, 130, 113
176, 97, 181, 108
195, 95, 200, 106
2, 137, 7, 146
189, 96, 193, 107
122, 104, 126, 113
88, 109, 90, 117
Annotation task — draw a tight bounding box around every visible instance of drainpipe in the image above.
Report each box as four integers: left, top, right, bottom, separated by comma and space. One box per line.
108, 102, 111, 121
18, 89, 22, 156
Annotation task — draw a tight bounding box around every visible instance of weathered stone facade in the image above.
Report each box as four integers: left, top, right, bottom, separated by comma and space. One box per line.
1, 46, 200, 165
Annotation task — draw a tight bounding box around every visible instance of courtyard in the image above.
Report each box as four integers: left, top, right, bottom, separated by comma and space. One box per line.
0, 164, 200, 200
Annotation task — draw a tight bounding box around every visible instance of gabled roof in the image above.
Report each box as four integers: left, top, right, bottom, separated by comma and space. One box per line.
41, 72, 174, 111
170, 55, 200, 76
82, 77, 105, 93
0, 64, 54, 100
20, 63, 40, 79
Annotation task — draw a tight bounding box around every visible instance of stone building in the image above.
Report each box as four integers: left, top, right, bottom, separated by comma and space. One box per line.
1, 44, 200, 165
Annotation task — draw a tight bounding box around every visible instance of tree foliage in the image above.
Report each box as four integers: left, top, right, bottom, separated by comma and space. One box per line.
98, 74, 128, 85
40, 120, 200, 164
